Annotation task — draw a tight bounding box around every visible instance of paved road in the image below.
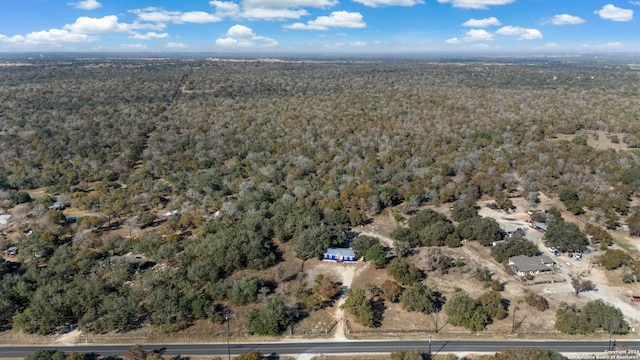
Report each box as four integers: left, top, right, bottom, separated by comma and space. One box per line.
1, 340, 638, 358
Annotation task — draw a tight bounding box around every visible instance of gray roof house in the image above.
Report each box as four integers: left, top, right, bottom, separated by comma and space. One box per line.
508, 254, 555, 276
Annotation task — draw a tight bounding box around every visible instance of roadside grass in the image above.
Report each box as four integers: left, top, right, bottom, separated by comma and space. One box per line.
312, 355, 458, 360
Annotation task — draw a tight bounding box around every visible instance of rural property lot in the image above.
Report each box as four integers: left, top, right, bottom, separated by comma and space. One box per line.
346, 192, 640, 336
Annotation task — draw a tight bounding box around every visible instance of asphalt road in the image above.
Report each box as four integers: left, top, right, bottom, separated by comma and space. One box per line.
1, 339, 638, 358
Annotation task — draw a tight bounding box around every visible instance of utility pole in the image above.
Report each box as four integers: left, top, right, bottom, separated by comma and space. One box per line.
225, 315, 231, 360
428, 334, 432, 359
434, 309, 438, 334
512, 306, 516, 333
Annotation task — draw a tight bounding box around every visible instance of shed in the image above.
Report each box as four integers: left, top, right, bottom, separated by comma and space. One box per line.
49, 202, 65, 210
7, 246, 18, 256
0, 215, 11, 225
532, 222, 547, 232
323, 248, 356, 262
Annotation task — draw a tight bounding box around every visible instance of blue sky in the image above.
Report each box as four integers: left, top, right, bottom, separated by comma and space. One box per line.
0, 0, 638, 53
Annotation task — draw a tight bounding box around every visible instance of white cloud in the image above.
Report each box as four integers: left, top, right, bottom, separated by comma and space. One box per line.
544, 42, 560, 49
464, 29, 494, 41
207, 0, 345, 21
446, 28, 495, 44
181, 11, 223, 23
120, 43, 148, 49
64, 15, 130, 34
242, 8, 309, 19
580, 42, 624, 50
437, 0, 514, 9
546, 14, 585, 25
69, 0, 102, 10
239, 0, 336, 19
631, 1, 640, 6
216, 25, 278, 48
350, 41, 367, 47
0, 29, 95, 46
284, 11, 366, 30
210, 1, 242, 18
352, 0, 424, 8
496, 25, 542, 40
595, 4, 633, 21
130, 32, 169, 40
166, 42, 188, 48
284, 22, 317, 30
462, 17, 501, 27
242, 0, 337, 9
130, 7, 222, 25
324, 42, 346, 48
0, 14, 136, 48
227, 25, 255, 37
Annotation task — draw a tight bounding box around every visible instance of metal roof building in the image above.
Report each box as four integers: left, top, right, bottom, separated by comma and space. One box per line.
323, 248, 356, 262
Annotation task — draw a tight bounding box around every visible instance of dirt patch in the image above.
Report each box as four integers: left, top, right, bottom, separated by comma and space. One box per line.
359, 212, 400, 241
343, 264, 435, 333
63, 207, 100, 219
551, 130, 631, 152
299, 258, 365, 340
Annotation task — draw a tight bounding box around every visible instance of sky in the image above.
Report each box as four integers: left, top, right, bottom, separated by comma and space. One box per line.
0, 0, 638, 53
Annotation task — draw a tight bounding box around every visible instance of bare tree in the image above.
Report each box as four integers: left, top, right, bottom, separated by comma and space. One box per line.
571, 274, 595, 296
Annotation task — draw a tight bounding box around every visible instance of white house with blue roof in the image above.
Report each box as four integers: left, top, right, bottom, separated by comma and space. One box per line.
323, 248, 356, 262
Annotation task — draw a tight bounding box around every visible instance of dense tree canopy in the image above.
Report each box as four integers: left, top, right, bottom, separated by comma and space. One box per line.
1, 57, 640, 335
351, 235, 381, 260
342, 289, 374, 327
544, 217, 589, 252
399, 283, 441, 314
243, 296, 292, 336
387, 258, 422, 285
408, 209, 450, 232
444, 290, 490, 332
555, 300, 628, 335
491, 238, 539, 263
457, 217, 502, 246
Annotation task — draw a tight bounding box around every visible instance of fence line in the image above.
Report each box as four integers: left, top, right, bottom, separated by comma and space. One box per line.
299, 319, 339, 336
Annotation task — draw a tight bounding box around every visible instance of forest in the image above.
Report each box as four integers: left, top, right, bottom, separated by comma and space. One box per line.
0, 55, 639, 336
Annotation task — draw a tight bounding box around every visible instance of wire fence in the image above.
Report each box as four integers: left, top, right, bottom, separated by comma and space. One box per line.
298, 320, 339, 336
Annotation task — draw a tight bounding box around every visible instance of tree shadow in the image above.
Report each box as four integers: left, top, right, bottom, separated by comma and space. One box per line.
371, 297, 385, 328
433, 291, 446, 313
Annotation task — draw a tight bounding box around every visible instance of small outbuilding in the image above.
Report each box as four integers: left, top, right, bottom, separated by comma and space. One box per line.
323, 248, 356, 263
0, 214, 11, 225
7, 246, 18, 256
48, 202, 65, 210
531, 222, 547, 232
